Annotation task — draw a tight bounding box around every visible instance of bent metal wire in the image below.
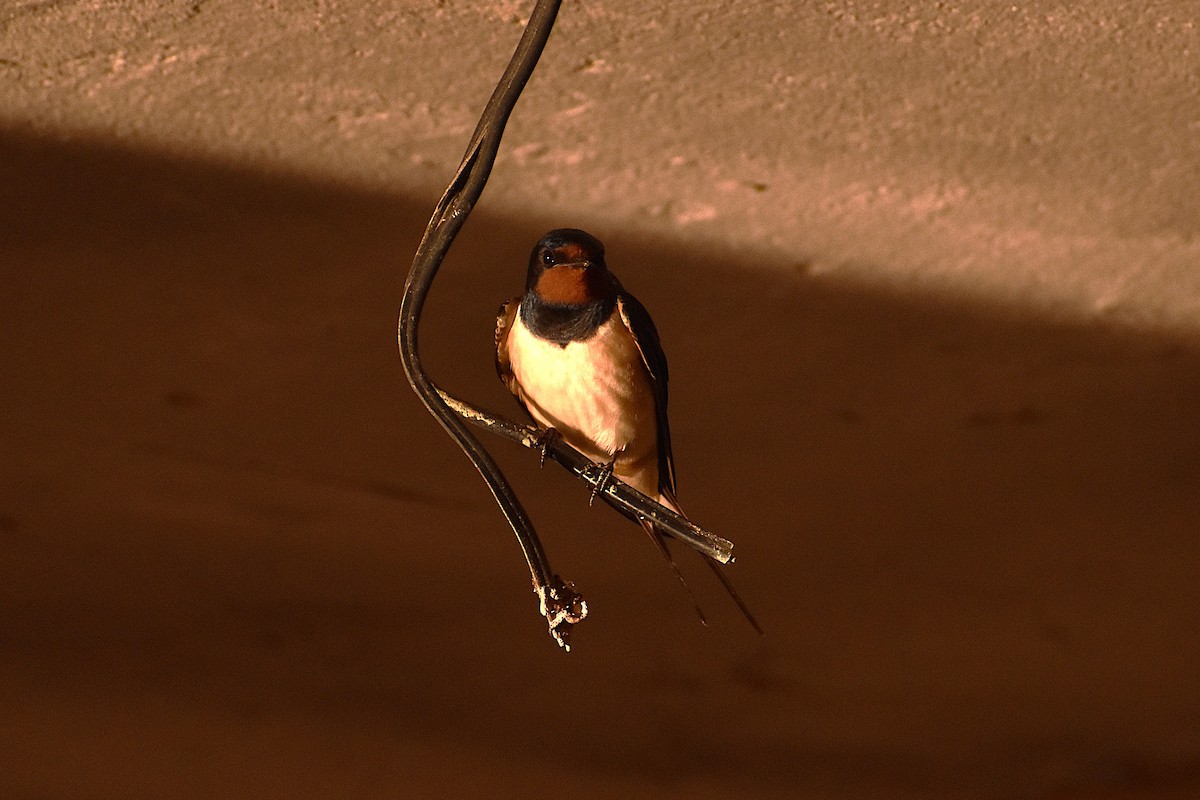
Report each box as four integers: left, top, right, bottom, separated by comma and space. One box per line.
397, 0, 736, 651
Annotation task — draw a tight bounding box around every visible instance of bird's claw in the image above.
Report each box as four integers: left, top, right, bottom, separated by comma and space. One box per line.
587, 459, 616, 507
532, 427, 560, 468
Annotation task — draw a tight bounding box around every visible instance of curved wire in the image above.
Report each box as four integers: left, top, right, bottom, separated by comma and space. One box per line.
397, 0, 740, 649
397, 0, 579, 648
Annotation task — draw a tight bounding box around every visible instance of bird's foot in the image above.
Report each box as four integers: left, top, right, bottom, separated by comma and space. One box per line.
587, 458, 616, 507
532, 427, 560, 468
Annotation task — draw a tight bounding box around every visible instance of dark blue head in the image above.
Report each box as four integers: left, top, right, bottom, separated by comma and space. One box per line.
525, 228, 608, 298
519, 229, 617, 344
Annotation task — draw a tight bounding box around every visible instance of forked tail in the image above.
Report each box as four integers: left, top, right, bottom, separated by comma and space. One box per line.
649, 491, 764, 635
640, 518, 708, 626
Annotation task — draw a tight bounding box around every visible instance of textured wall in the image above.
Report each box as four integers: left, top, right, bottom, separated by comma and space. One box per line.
3, 0, 1197, 328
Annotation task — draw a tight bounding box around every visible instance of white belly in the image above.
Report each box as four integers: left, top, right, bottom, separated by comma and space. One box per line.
507, 307, 658, 466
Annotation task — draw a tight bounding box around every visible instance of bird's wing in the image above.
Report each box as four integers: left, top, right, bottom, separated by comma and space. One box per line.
619, 293, 762, 636
617, 292, 676, 497
494, 297, 530, 416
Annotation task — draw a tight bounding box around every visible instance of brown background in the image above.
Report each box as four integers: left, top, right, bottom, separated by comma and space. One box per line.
3, 2, 1199, 798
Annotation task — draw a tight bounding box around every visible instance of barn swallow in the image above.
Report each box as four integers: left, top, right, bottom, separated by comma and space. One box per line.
495, 228, 761, 633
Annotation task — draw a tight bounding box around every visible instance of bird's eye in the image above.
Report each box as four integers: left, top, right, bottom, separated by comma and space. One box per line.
541, 250, 555, 266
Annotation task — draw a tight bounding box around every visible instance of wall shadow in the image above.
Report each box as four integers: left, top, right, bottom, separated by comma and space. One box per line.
2, 128, 1199, 800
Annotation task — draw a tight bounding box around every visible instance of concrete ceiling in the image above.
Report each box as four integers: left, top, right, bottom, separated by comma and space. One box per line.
2, 0, 1198, 329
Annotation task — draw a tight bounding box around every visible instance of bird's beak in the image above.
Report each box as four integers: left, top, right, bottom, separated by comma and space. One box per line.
559, 260, 597, 271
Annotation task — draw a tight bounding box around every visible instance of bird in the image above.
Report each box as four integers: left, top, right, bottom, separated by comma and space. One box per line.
494, 228, 761, 633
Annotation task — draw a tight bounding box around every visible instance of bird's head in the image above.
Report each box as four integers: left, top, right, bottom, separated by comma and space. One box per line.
526, 228, 614, 306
